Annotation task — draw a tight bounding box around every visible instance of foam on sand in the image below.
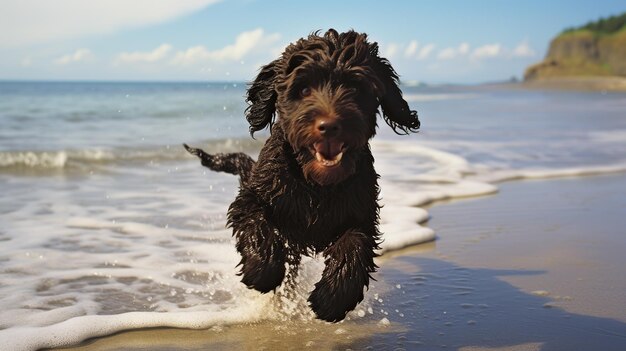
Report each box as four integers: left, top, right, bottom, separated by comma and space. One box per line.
476, 163, 626, 183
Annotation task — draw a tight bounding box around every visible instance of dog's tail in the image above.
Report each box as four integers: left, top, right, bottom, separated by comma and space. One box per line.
183, 144, 255, 183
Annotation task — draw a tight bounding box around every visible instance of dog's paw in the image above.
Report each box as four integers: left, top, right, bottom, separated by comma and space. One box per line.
239, 255, 286, 293
308, 279, 362, 322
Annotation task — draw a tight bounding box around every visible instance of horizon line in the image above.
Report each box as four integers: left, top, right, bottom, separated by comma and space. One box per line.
0, 78, 509, 87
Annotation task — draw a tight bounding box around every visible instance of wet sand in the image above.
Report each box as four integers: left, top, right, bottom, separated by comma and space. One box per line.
53, 174, 626, 351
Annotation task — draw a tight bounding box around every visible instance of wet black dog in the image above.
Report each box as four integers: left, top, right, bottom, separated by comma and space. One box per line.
185, 29, 419, 322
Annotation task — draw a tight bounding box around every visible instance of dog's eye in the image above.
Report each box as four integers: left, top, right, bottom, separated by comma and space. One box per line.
300, 87, 312, 98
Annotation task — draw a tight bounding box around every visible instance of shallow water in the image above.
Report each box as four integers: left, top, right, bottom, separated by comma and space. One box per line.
52, 175, 626, 350
1, 81, 625, 350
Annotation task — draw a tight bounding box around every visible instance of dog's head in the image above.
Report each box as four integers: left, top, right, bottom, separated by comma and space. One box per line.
246, 29, 420, 186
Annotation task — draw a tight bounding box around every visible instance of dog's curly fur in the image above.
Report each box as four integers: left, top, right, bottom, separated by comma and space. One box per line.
184, 29, 419, 322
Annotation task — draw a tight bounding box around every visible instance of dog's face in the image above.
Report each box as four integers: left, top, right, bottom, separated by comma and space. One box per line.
245, 29, 420, 186
275, 38, 381, 186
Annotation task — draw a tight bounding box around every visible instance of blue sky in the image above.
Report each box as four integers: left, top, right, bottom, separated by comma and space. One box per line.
1, 0, 624, 84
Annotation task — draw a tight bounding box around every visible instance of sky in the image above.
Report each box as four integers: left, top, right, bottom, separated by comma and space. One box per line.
0, 0, 624, 84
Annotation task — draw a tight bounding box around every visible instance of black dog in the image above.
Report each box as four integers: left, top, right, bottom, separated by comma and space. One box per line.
185, 29, 419, 322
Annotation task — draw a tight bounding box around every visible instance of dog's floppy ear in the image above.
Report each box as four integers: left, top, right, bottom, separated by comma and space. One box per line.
246, 59, 279, 136
371, 48, 420, 135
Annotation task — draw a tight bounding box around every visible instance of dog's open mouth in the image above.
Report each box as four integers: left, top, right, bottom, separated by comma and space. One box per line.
311, 141, 345, 167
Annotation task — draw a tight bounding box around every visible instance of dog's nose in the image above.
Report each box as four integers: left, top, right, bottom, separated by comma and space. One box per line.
316, 118, 342, 138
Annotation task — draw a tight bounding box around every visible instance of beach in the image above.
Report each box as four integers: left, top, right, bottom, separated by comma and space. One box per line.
51, 173, 626, 351
521, 76, 626, 92
1, 82, 626, 350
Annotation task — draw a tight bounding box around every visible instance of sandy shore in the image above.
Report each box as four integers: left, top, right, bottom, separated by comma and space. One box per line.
52, 174, 626, 351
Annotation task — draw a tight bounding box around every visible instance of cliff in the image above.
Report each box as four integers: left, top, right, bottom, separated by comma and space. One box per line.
524, 13, 626, 81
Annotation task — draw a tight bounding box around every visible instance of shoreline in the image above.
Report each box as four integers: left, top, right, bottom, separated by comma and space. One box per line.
52, 172, 626, 351
492, 76, 626, 92
523, 76, 626, 92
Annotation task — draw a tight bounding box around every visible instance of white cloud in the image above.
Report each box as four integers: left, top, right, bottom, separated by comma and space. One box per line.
512, 41, 536, 57
54, 49, 93, 65
458, 42, 470, 55
0, 0, 220, 48
115, 44, 173, 64
437, 47, 457, 60
404, 41, 419, 58
471, 44, 502, 59
171, 28, 280, 66
172, 46, 212, 66
417, 44, 435, 60
384, 43, 399, 59
437, 43, 471, 60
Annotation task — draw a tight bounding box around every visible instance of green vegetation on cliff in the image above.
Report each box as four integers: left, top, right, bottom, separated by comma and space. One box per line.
524, 12, 626, 81
562, 13, 626, 35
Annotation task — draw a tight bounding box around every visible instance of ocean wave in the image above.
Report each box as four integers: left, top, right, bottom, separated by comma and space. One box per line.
0, 151, 69, 168
0, 138, 263, 173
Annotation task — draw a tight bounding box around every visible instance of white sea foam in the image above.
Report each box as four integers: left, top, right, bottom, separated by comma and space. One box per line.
0, 150, 69, 168
473, 164, 626, 183
379, 205, 434, 253
0, 138, 262, 172
3, 308, 270, 350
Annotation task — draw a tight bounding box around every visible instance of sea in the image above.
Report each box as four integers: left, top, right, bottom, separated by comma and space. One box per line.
1, 81, 625, 350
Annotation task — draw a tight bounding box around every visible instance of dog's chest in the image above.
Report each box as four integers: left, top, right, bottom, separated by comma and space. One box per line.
271, 184, 366, 246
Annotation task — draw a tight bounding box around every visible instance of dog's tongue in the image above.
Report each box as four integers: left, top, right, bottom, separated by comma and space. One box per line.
314, 140, 343, 159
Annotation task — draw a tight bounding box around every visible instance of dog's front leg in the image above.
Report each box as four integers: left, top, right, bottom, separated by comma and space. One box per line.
308, 228, 378, 322
228, 190, 286, 293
